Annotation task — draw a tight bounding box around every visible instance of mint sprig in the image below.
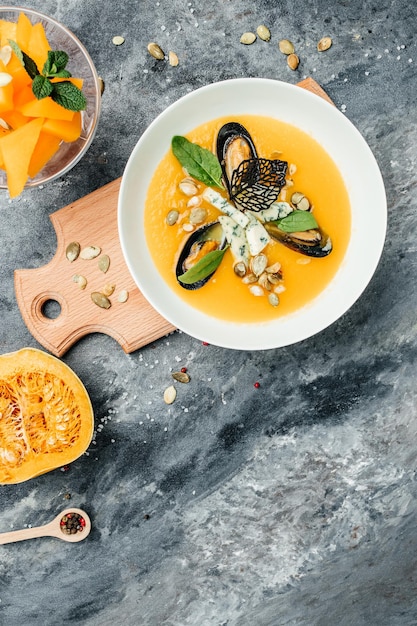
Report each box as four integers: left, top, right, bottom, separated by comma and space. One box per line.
9, 41, 86, 112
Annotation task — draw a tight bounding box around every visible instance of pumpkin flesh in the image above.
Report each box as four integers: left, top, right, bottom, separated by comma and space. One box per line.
0, 348, 94, 484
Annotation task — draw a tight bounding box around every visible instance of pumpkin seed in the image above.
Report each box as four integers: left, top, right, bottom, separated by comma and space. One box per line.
164, 385, 177, 404
268, 293, 280, 307
0, 72, 12, 87
102, 283, 116, 297
112, 35, 125, 46
240, 32, 256, 45
169, 51, 179, 66
287, 53, 300, 70
234, 261, 247, 278
0, 45, 12, 66
172, 371, 190, 383
91, 292, 111, 309
80, 245, 101, 260
98, 254, 110, 273
166, 210, 179, 225
250, 253, 268, 277
318, 36, 332, 52
278, 39, 295, 55
72, 274, 87, 290
66, 241, 80, 262
118, 289, 129, 303
99, 77, 105, 94
256, 25, 271, 41
189, 207, 207, 225
0, 117, 9, 130
179, 178, 198, 196
249, 284, 264, 296
187, 196, 202, 209
147, 42, 165, 60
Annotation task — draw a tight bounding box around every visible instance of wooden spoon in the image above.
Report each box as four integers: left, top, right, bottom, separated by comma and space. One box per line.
0, 508, 91, 544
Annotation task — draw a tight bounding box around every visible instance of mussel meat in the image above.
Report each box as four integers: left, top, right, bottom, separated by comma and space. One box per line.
264, 222, 332, 258
176, 221, 227, 290
216, 122, 288, 212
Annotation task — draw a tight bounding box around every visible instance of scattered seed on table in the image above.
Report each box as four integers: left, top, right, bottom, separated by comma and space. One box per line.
256, 25, 271, 41
164, 385, 177, 404
240, 32, 256, 45
287, 53, 300, 70
278, 39, 295, 55
112, 35, 125, 46
172, 371, 190, 383
317, 36, 332, 52
147, 42, 165, 59
168, 51, 179, 66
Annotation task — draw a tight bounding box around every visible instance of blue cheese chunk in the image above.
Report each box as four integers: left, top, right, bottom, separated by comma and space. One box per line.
245, 213, 270, 255
218, 216, 250, 264
202, 188, 249, 229
247, 202, 293, 223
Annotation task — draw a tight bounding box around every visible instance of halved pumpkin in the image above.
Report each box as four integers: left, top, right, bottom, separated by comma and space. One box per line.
0, 348, 94, 484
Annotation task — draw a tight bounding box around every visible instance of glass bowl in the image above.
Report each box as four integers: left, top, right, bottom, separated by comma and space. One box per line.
0, 6, 101, 189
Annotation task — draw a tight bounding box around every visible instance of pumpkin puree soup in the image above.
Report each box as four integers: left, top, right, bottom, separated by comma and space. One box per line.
144, 114, 351, 323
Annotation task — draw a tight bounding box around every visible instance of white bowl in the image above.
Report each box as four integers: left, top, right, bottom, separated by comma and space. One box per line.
118, 78, 386, 351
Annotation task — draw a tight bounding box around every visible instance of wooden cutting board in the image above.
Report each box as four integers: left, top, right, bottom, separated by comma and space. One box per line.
14, 78, 333, 357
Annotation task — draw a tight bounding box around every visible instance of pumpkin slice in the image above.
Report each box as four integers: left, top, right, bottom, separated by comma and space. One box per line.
43, 111, 82, 143
28, 21, 50, 72
0, 117, 43, 197
0, 348, 94, 484
0, 20, 17, 47
19, 95, 75, 121
28, 130, 61, 178
16, 10, 33, 52
0, 81, 13, 113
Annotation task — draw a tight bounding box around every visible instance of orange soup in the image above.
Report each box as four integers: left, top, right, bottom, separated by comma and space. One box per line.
144, 114, 351, 323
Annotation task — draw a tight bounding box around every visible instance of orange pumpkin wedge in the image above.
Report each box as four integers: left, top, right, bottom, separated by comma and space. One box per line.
0, 117, 43, 197
0, 348, 94, 484
27, 131, 61, 178
16, 10, 32, 51
43, 111, 82, 143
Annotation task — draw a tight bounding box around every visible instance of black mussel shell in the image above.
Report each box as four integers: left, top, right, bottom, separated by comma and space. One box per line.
216, 122, 288, 212
264, 222, 333, 258
176, 221, 226, 290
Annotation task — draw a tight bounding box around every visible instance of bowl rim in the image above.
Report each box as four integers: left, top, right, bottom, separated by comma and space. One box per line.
118, 77, 387, 351
0, 6, 101, 189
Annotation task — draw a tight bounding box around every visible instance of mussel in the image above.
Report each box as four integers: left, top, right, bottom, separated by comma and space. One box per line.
264, 222, 332, 258
216, 122, 288, 212
176, 221, 227, 290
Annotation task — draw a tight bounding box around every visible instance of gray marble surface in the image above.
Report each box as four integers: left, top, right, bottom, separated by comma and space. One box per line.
1, 0, 417, 624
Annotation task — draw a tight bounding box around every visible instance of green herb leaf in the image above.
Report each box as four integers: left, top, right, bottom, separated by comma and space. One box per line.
171, 136, 224, 189
8, 39, 23, 64
273, 210, 319, 233
178, 246, 228, 285
53, 70, 72, 78
42, 50, 69, 76
8, 40, 40, 79
32, 74, 54, 99
50, 80, 87, 111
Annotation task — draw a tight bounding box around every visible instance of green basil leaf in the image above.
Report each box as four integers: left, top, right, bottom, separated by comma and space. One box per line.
32, 75, 54, 99
50, 80, 87, 111
178, 247, 228, 285
273, 210, 319, 233
171, 136, 224, 189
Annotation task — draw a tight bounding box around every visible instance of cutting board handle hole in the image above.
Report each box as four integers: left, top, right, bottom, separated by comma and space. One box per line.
40, 298, 62, 320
